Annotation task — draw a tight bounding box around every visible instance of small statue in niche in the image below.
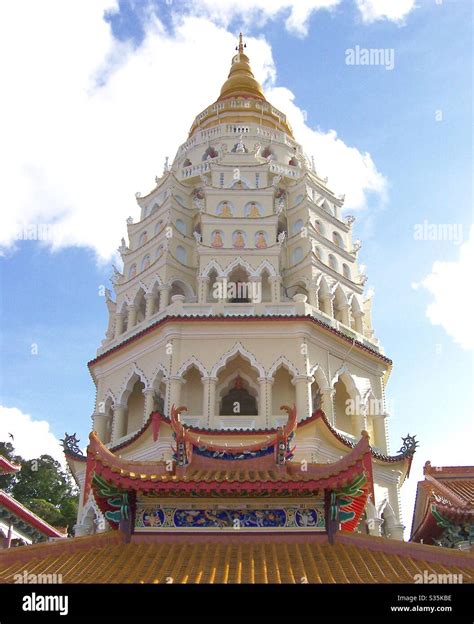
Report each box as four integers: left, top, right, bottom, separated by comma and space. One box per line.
255, 231, 267, 249
235, 135, 246, 153
248, 202, 260, 218
220, 201, 233, 218
277, 231, 286, 246
193, 231, 202, 244
211, 231, 223, 248
233, 231, 245, 249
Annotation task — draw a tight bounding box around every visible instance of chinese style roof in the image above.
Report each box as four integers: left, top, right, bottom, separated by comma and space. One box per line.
313, 410, 415, 473
410, 463, 474, 547
0, 490, 67, 541
0, 530, 472, 584
0, 455, 21, 475
78, 406, 372, 534
74, 408, 412, 469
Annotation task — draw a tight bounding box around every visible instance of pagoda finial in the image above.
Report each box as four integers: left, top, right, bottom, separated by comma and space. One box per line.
236, 32, 246, 54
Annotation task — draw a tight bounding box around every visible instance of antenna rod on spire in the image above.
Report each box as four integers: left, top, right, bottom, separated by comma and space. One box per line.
236, 32, 246, 54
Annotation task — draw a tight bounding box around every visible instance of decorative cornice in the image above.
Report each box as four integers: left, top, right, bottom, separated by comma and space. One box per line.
88, 315, 391, 370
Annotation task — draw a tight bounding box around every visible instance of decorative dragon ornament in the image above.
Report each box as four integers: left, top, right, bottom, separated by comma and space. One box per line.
397, 434, 419, 456
61, 433, 84, 456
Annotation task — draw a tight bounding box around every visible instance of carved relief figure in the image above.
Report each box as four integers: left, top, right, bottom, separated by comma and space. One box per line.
217, 201, 233, 218
247, 201, 261, 218
255, 231, 267, 249
211, 230, 224, 248
233, 230, 246, 249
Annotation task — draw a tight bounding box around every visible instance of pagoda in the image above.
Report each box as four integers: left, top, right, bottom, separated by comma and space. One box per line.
67, 33, 416, 541
2, 35, 473, 585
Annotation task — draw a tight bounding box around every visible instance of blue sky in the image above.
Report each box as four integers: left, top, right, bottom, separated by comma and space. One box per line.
0, 0, 472, 533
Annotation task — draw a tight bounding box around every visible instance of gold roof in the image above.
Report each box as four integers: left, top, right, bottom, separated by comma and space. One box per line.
218, 33, 265, 101
187, 34, 294, 139
1, 531, 472, 584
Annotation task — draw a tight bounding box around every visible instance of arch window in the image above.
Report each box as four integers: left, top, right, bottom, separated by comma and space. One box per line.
128, 264, 137, 279
315, 220, 324, 236
176, 219, 186, 235
176, 245, 187, 264
292, 219, 304, 235
220, 376, 257, 416
292, 247, 304, 265
139, 231, 148, 246
332, 231, 345, 248
271, 367, 296, 417
328, 254, 338, 271
343, 263, 351, 279
141, 255, 151, 271
333, 378, 353, 435
202, 146, 218, 161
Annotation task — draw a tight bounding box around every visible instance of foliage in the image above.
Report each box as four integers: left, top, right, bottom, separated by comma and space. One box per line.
0, 442, 79, 536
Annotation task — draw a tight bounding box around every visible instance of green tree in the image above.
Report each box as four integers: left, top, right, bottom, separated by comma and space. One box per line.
1, 443, 79, 536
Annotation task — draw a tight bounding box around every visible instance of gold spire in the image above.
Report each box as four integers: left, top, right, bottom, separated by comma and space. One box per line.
218, 33, 265, 101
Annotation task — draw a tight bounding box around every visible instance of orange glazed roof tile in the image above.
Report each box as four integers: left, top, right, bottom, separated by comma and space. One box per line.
0, 531, 472, 584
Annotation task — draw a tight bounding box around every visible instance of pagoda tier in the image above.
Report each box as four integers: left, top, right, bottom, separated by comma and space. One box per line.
60, 406, 419, 540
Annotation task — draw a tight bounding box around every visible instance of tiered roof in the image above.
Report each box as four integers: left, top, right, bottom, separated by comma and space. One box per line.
0, 455, 21, 475
411, 463, 474, 547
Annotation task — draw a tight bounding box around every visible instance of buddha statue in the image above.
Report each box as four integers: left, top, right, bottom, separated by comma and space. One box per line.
248, 202, 260, 218
212, 231, 224, 248
233, 231, 245, 249
220, 201, 233, 218
255, 232, 267, 249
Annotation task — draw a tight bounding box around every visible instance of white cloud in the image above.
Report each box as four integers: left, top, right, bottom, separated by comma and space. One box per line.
267, 86, 387, 208
356, 0, 417, 24
0, 1, 387, 261
0, 406, 65, 466
180, 0, 341, 37
414, 226, 474, 350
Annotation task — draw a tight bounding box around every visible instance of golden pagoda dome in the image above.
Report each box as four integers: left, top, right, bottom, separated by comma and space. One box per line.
187, 33, 293, 138
218, 33, 265, 101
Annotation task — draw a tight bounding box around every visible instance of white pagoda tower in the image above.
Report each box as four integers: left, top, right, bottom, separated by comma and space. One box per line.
69, 35, 415, 541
